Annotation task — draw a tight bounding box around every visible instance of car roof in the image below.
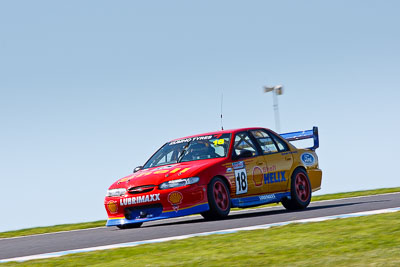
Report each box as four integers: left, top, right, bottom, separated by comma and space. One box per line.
169, 127, 274, 142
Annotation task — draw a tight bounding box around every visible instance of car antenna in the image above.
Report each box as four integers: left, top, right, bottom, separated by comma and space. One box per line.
220, 92, 224, 130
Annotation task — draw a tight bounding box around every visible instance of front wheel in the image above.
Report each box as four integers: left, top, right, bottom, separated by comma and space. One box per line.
201, 177, 231, 220
282, 168, 311, 210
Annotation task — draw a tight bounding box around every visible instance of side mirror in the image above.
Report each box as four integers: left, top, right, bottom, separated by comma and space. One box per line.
133, 166, 143, 173
232, 150, 253, 160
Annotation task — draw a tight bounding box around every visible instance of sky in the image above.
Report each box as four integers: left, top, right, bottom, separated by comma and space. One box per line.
1, 1, 399, 232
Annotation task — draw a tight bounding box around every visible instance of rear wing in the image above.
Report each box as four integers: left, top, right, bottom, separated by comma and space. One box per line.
280, 126, 319, 150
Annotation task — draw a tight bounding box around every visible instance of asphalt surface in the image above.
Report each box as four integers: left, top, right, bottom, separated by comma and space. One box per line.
1, 192, 400, 260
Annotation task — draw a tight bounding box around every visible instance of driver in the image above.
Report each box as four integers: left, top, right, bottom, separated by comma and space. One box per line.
185, 141, 216, 160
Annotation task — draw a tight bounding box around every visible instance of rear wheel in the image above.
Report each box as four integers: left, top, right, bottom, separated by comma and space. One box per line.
117, 222, 143, 229
282, 168, 311, 210
201, 177, 231, 220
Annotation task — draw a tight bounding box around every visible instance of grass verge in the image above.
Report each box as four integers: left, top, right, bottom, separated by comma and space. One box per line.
311, 186, 400, 202
2, 210, 400, 266
0, 221, 106, 239
1, 187, 399, 239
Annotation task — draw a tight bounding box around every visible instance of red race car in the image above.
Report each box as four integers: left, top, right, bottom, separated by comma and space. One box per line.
105, 127, 322, 228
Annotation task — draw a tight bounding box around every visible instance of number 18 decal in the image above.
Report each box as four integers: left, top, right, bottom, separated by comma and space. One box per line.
235, 168, 248, 195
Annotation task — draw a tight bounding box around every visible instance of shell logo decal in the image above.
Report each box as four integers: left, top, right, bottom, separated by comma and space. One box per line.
168, 191, 183, 211
107, 200, 118, 214
252, 166, 263, 187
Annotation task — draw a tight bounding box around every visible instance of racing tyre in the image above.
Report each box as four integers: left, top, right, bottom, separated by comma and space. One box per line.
117, 222, 143, 229
201, 177, 231, 220
282, 168, 311, 210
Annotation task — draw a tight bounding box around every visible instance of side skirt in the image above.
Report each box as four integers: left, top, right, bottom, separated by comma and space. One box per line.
231, 192, 291, 208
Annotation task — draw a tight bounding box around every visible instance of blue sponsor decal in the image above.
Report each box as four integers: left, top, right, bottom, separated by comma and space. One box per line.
232, 161, 245, 170
264, 171, 286, 184
259, 194, 277, 201
301, 153, 315, 166
231, 192, 291, 207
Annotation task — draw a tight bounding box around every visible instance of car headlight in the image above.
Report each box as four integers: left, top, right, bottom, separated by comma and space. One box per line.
159, 177, 200, 190
106, 188, 127, 197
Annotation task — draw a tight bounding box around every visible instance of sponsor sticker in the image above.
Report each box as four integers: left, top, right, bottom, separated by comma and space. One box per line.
301, 153, 316, 166
232, 161, 245, 170
168, 191, 183, 211
107, 200, 118, 214
252, 167, 263, 187
259, 194, 277, 201
169, 135, 213, 145
235, 168, 248, 194
118, 175, 134, 183
267, 165, 276, 172
119, 193, 161, 206
213, 139, 225, 146
264, 171, 287, 184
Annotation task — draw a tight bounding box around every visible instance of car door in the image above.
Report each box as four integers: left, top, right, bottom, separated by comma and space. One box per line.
250, 129, 293, 193
230, 131, 268, 197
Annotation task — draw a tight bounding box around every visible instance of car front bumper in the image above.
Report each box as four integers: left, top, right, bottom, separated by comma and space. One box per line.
104, 184, 209, 226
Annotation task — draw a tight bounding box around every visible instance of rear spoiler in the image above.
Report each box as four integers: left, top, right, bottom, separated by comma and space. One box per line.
280, 126, 319, 150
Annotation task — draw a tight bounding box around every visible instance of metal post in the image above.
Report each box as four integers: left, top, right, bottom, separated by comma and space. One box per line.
272, 90, 280, 133
263, 85, 283, 133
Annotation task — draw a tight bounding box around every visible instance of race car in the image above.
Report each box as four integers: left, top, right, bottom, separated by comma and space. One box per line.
104, 127, 322, 228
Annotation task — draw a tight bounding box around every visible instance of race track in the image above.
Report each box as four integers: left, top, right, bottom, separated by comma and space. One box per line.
1, 192, 399, 261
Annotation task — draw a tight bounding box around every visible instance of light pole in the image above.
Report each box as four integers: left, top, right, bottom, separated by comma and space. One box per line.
263, 85, 283, 133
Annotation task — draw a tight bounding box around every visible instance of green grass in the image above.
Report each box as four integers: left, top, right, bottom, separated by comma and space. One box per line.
1, 187, 399, 239
0, 221, 106, 239
311, 187, 400, 202
2, 210, 400, 266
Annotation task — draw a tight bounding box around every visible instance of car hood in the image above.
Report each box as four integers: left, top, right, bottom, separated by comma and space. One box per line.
109, 159, 223, 189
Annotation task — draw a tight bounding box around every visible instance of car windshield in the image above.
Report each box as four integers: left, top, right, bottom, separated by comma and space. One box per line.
143, 133, 231, 169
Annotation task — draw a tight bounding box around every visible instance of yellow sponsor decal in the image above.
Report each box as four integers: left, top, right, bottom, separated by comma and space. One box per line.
119, 167, 191, 181
107, 200, 118, 214
169, 168, 181, 173
154, 170, 169, 174
168, 191, 183, 211
180, 168, 190, 173
213, 139, 225, 146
